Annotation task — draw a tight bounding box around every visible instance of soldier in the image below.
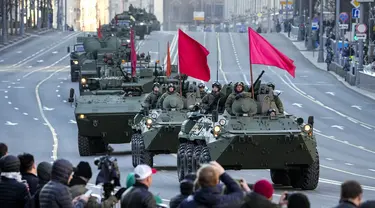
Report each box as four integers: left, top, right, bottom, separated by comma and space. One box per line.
201, 82, 225, 113
225, 82, 253, 115
156, 83, 179, 109
143, 82, 162, 109
267, 82, 284, 114
198, 83, 207, 98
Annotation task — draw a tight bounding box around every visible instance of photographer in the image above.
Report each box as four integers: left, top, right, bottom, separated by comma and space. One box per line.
69, 161, 126, 208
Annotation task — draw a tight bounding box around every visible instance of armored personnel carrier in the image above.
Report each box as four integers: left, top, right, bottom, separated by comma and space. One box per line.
176, 78, 319, 190
74, 60, 179, 156
131, 78, 203, 167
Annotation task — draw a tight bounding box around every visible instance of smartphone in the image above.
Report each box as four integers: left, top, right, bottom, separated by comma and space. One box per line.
84, 190, 92, 197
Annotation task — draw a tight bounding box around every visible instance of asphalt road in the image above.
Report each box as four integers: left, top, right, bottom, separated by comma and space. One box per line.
1, 30, 375, 207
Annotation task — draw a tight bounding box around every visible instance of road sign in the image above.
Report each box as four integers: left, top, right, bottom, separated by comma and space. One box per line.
356, 33, 367, 39
339, 24, 349, 29
312, 22, 319, 31
193, 11, 204, 21
352, 8, 360, 18
257, 13, 262, 18
339, 12, 349, 22
351, 0, 360, 8
356, 23, 368, 33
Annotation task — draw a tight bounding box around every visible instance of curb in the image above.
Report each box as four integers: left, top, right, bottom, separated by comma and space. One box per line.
279, 33, 375, 102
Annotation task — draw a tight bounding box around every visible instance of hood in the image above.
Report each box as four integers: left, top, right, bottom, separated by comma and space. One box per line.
51, 159, 73, 185
242, 192, 278, 208
193, 186, 222, 206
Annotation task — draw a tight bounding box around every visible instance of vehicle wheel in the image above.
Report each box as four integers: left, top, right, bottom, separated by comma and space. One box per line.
138, 135, 153, 167
290, 150, 320, 190
198, 146, 211, 165
184, 143, 194, 176
140, 34, 145, 40
78, 134, 91, 156
270, 169, 290, 186
192, 144, 202, 172
177, 143, 186, 182
131, 133, 141, 168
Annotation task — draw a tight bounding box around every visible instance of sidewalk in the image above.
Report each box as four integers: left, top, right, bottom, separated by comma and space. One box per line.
0, 28, 54, 50
280, 32, 375, 101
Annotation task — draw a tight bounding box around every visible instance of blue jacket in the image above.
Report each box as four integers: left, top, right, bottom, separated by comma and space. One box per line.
179, 173, 244, 208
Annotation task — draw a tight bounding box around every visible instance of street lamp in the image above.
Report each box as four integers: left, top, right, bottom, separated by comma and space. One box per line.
317, 0, 324, 62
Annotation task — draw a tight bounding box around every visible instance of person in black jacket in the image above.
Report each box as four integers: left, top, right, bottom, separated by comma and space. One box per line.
33, 161, 52, 208
18, 153, 39, 195
179, 161, 244, 208
334, 180, 363, 208
39, 158, 88, 208
121, 164, 157, 208
0, 143, 7, 158
0, 155, 31, 208
169, 173, 196, 208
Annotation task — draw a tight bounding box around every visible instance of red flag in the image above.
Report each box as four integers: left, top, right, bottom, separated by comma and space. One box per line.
97, 20, 102, 39
130, 28, 137, 77
248, 27, 296, 77
166, 42, 171, 77
178, 29, 210, 81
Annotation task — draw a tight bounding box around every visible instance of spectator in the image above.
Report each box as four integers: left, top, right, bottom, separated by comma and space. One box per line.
39, 159, 88, 208
33, 161, 52, 208
0, 143, 7, 158
121, 164, 157, 208
241, 179, 283, 208
360, 200, 375, 208
179, 161, 244, 208
287, 192, 310, 208
334, 180, 363, 208
170, 173, 196, 208
18, 153, 39, 195
0, 155, 31, 208
69, 161, 125, 207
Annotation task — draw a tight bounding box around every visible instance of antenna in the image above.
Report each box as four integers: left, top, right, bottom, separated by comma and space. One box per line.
216, 32, 219, 82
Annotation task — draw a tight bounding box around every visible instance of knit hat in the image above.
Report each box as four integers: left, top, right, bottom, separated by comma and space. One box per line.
74, 161, 92, 179
37, 162, 52, 181
51, 159, 73, 184
0, 155, 20, 172
288, 193, 310, 208
253, 179, 274, 199
126, 172, 136, 188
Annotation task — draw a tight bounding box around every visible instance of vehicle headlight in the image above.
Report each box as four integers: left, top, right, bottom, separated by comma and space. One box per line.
151, 113, 157, 119
81, 78, 86, 84
303, 124, 312, 132
78, 114, 85, 119
73, 60, 78, 64
140, 22, 145, 25
213, 125, 221, 133
126, 39, 130, 43
219, 119, 226, 126
146, 118, 152, 125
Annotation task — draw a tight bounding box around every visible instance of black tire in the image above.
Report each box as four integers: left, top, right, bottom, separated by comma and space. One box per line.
131, 133, 141, 168
140, 34, 145, 40
198, 146, 211, 165
177, 143, 186, 182
270, 169, 290, 186
78, 134, 91, 156
138, 135, 153, 167
289, 150, 320, 190
184, 143, 194, 176
192, 145, 202, 172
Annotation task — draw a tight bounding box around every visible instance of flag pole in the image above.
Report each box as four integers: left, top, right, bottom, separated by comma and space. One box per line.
216, 32, 219, 82
248, 27, 255, 99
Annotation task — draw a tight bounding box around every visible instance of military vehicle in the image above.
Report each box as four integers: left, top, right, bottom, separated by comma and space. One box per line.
131, 78, 204, 167
74, 59, 180, 156
176, 75, 320, 190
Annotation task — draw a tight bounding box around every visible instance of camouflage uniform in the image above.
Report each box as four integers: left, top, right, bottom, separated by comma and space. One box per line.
267, 83, 284, 114
201, 92, 225, 113
198, 83, 207, 98
225, 92, 253, 115
199, 90, 207, 98
144, 92, 162, 109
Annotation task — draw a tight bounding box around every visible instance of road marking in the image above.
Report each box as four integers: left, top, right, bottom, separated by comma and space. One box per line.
52, 51, 58, 54
331, 125, 344, 130
5, 121, 18, 125
1, 81, 9, 82
16, 51, 22, 53
228, 32, 248, 85
27, 66, 32, 68
23, 112, 28, 115
351, 105, 362, 110
0, 60, 3, 62
56, 90, 59, 92
345, 163, 353, 166
36, 66, 69, 161
4, 91, 7, 93
325, 92, 335, 96
217, 33, 228, 83
33, 118, 39, 120
43, 106, 54, 111
60, 81, 63, 83
57, 85, 60, 88
369, 169, 375, 172
63, 100, 67, 103
326, 158, 333, 161
360, 124, 372, 130
14, 107, 19, 110
69, 120, 77, 124
4, 96, 8, 98
23, 54, 70, 78
7, 86, 10, 88
8, 101, 11, 104
319, 178, 375, 191
321, 165, 375, 180
37, 60, 44, 63
57, 95, 61, 97
292, 103, 303, 108
13, 86, 25, 88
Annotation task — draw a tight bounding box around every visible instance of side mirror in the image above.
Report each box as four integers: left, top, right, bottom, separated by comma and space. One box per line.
212, 110, 218, 122
308, 116, 314, 126
67, 46, 70, 53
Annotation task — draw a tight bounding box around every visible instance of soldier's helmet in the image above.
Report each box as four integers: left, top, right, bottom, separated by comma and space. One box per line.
234, 81, 245, 92
153, 82, 160, 90
198, 83, 205, 89
212, 81, 222, 90
267, 82, 275, 90
167, 83, 175, 92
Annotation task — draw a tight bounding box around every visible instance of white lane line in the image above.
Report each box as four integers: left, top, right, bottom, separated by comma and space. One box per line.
216, 33, 229, 83
63, 100, 67, 103
4, 96, 8, 98
23, 113, 28, 115
321, 165, 375, 180
23, 54, 70, 78
320, 178, 375, 191
57, 95, 61, 97
325, 158, 333, 161
344, 163, 353, 166
36, 66, 69, 161
5, 121, 18, 125
33, 118, 39, 120
8, 101, 11, 104
360, 124, 372, 130
4, 91, 7, 93
14, 107, 19, 110
57, 85, 60, 88
369, 169, 375, 172
56, 90, 59, 92
228, 32, 248, 85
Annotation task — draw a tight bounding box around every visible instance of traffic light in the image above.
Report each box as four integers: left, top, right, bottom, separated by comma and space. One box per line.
352, 23, 358, 41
